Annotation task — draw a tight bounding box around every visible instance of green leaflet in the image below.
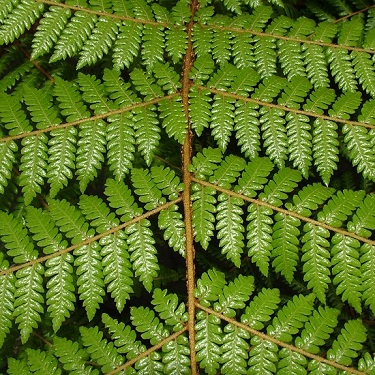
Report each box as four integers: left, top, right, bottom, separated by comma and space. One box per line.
195, 310, 222, 375
80, 326, 124, 372
54, 336, 100, 374
26, 206, 74, 332
267, 294, 315, 343
327, 319, 367, 366
0, 257, 15, 349
31, 6, 71, 60
295, 305, 340, 355
151, 288, 188, 332
126, 219, 159, 292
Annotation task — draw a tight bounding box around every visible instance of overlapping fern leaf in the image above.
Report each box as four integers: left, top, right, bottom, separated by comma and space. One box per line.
1, 0, 375, 373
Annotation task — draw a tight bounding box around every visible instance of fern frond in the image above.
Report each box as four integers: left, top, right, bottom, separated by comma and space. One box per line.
151, 288, 188, 331
234, 100, 260, 159
267, 293, 315, 343
131, 305, 170, 345
303, 44, 330, 89
76, 120, 107, 193
158, 204, 186, 257
54, 336, 100, 374
0, 0, 44, 45
47, 127, 77, 197
14, 264, 44, 343
79, 194, 133, 312
50, 11, 98, 63
23, 85, 61, 129
232, 32, 255, 69
248, 336, 279, 375
19, 134, 48, 205
0, 211, 38, 263
0, 140, 17, 194
235, 157, 274, 197
221, 324, 250, 374
295, 305, 339, 354
162, 335, 191, 374
133, 106, 160, 165
194, 268, 227, 307
277, 348, 307, 375
25, 348, 61, 375
278, 17, 315, 80
331, 234, 362, 313
154, 62, 181, 94
301, 223, 331, 303
113, 21, 142, 70
208, 63, 237, 90
271, 213, 300, 283
106, 112, 135, 181
48, 199, 105, 320
358, 352, 375, 374
104, 178, 142, 221
326, 48, 357, 92
151, 165, 184, 200
352, 51, 375, 97
158, 97, 187, 144
31, 6, 71, 60
191, 184, 216, 249
195, 310, 222, 375
7, 358, 29, 375
166, 27, 187, 64
103, 67, 140, 106
241, 288, 281, 330
0, 60, 34, 93
26, 206, 75, 331
141, 25, 164, 70
80, 326, 125, 372
312, 118, 339, 185
212, 28, 232, 65
246, 204, 274, 276
287, 183, 334, 217
342, 124, 375, 182
0, 93, 32, 135
216, 194, 245, 267
125, 219, 159, 292
348, 193, 375, 238
317, 189, 365, 227
260, 106, 288, 169
78, 72, 115, 114
210, 94, 235, 151
189, 147, 222, 180
327, 319, 367, 366
131, 168, 166, 210
189, 86, 211, 136
360, 244, 375, 314
261, 167, 302, 207
54, 76, 90, 122
253, 36, 277, 78
214, 274, 254, 317
77, 16, 120, 69
0, 257, 15, 349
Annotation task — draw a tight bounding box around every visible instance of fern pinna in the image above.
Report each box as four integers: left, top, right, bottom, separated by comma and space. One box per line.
1, 0, 375, 373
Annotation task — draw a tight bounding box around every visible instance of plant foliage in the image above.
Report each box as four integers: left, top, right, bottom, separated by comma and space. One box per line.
1, 0, 375, 373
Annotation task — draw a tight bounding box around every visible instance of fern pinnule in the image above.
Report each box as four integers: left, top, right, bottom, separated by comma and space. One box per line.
241, 287, 281, 330
49, 11, 98, 63
31, 5, 71, 60
80, 325, 125, 372
0, 0, 43, 45
53, 336, 100, 374
0, 256, 15, 349
327, 319, 367, 366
